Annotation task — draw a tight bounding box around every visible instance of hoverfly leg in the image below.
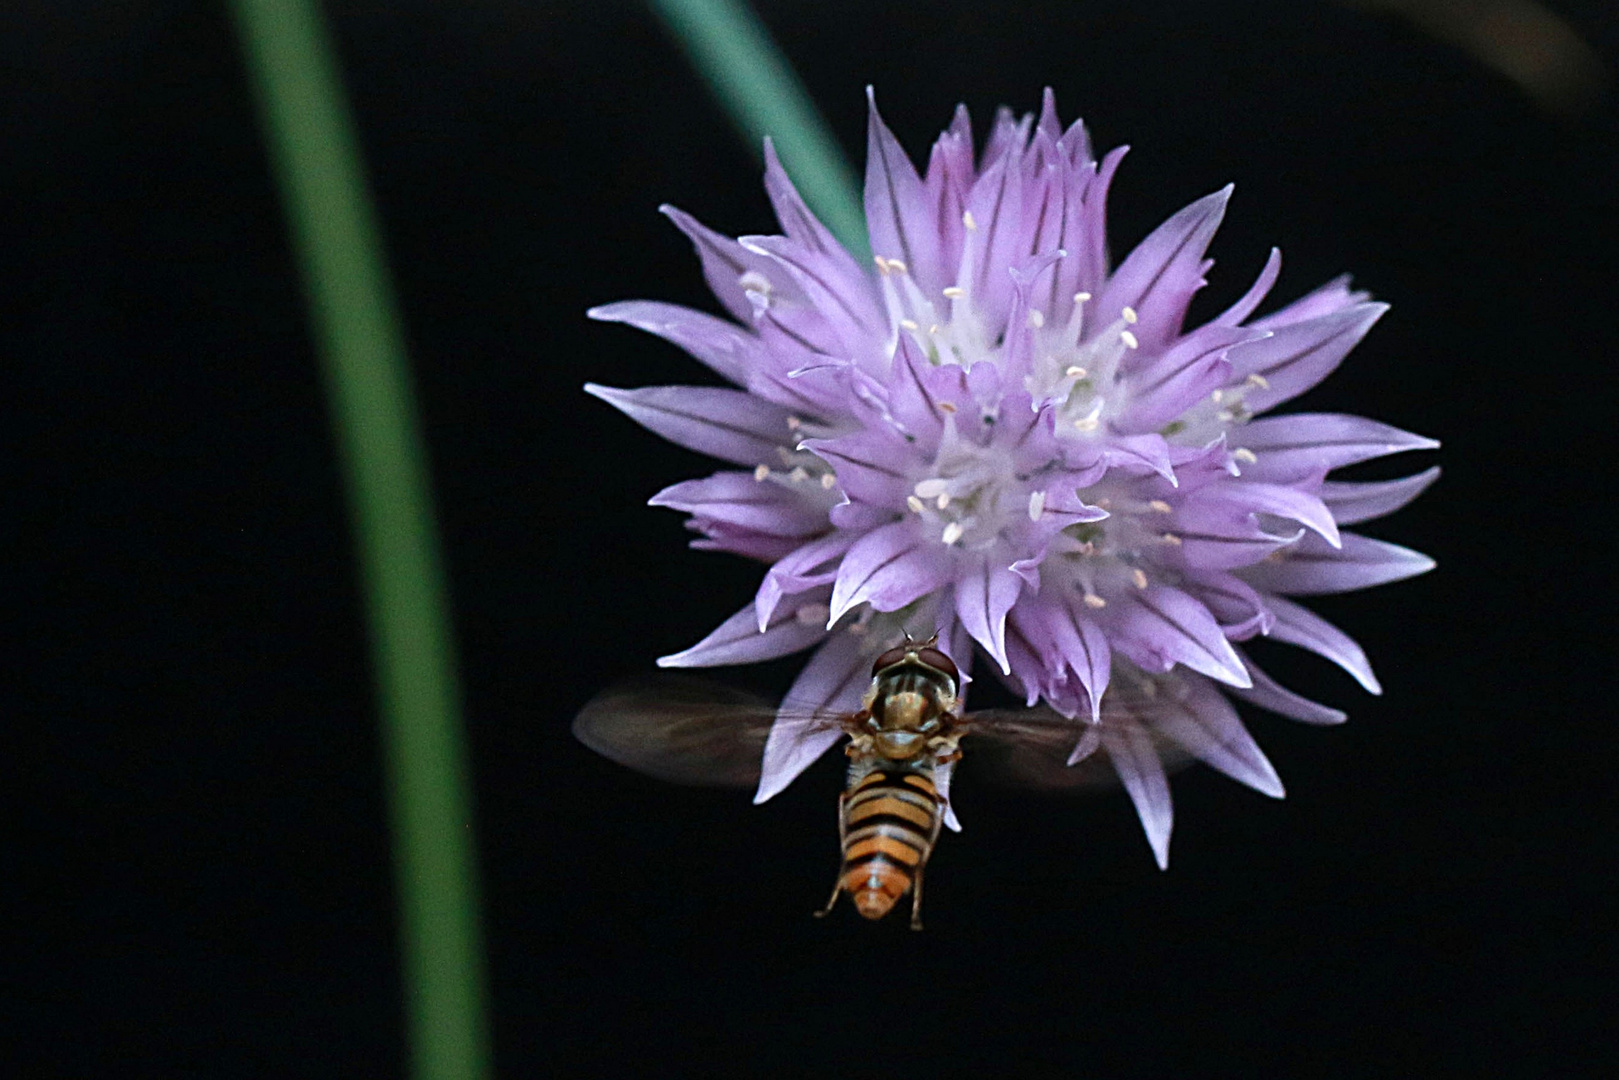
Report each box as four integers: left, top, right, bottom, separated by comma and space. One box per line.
814, 873, 843, 919
909, 865, 925, 931
814, 791, 850, 920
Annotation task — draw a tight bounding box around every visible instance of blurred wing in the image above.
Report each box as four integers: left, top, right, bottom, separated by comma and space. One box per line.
572, 675, 843, 787
958, 705, 1192, 793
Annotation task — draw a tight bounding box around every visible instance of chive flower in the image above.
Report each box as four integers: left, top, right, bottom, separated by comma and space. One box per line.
588, 90, 1437, 866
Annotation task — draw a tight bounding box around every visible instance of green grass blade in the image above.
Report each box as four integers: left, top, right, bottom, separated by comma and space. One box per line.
226, 3, 491, 1077
651, 0, 869, 257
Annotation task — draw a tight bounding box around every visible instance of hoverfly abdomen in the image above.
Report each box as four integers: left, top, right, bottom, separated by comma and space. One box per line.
835, 768, 942, 926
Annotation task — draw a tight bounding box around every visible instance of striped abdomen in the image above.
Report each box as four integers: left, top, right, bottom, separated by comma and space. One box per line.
839, 769, 941, 921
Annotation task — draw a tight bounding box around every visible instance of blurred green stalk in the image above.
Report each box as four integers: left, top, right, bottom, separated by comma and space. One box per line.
650, 0, 868, 257
226, 3, 491, 1078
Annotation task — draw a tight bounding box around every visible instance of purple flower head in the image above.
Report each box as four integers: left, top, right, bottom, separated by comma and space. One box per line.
588, 90, 1437, 867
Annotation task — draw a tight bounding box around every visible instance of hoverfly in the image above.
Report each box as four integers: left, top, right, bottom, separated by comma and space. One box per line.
574, 638, 1188, 929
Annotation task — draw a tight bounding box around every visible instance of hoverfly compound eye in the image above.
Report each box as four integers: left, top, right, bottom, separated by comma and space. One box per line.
871, 645, 911, 677
916, 647, 958, 685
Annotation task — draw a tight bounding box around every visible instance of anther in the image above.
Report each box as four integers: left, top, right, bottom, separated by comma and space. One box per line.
942, 286, 966, 299
753, 464, 771, 481
927, 324, 940, 335
900, 319, 920, 332
1073, 416, 1099, 431
1074, 292, 1092, 304
738, 271, 772, 294
1210, 389, 1225, 403
1065, 366, 1088, 378
1120, 330, 1139, 350
914, 478, 949, 498
907, 495, 926, 514
1232, 447, 1258, 464
1131, 568, 1149, 589
1028, 491, 1047, 521
786, 416, 802, 430
1160, 533, 1182, 546
789, 467, 809, 483
1246, 373, 1271, 389
886, 258, 908, 274
1122, 306, 1139, 324
941, 522, 965, 546
1148, 499, 1174, 513
935, 493, 951, 510
1083, 593, 1107, 609
820, 472, 837, 490
962, 211, 978, 231
1027, 310, 1045, 329
938, 401, 958, 413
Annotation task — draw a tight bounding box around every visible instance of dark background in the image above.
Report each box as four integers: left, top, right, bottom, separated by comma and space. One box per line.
6, 0, 1617, 1075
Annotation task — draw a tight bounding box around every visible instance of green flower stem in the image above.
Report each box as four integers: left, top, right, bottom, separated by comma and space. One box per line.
650, 0, 868, 258
226, 3, 491, 1078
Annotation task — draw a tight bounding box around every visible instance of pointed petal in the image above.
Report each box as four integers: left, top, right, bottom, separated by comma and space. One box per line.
1046, 601, 1112, 724
955, 560, 1024, 674
1218, 481, 1341, 548
1232, 413, 1439, 483
754, 632, 866, 803
1096, 186, 1230, 350
659, 592, 830, 667
1265, 595, 1381, 694
1250, 273, 1370, 329
1228, 302, 1388, 413
1181, 570, 1274, 640
588, 301, 757, 386
827, 521, 947, 624
1112, 584, 1252, 687
799, 430, 913, 507
1228, 647, 1347, 725
584, 384, 793, 467
1120, 351, 1233, 434
1171, 492, 1305, 570
1149, 679, 1284, 797
1241, 530, 1435, 595
660, 204, 805, 322
1102, 720, 1173, 869
755, 530, 857, 629
1071, 145, 1127, 301
886, 334, 947, 449
739, 233, 884, 357
1214, 247, 1282, 327
762, 138, 847, 260
1320, 467, 1441, 525
650, 471, 828, 536
865, 90, 946, 298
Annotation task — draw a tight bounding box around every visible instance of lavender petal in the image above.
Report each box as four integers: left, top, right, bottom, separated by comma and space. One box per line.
1233, 413, 1439, 483
1265, 594, 1382, 694
1112, 584, 1252, 687
1102, 719, 1174, 869
827, 520, 948, 624
659, 591, 831, 668
1241, 530, 1435, 595
1320, 466, 1442, 525
584, 383, 793, 467
1228, 647, 1348, 725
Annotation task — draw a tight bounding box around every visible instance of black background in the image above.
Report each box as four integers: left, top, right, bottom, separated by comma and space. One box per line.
6, 1, 1617, 1075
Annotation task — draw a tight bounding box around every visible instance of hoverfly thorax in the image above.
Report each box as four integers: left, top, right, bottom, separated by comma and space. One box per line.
861, 643, 960, 761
